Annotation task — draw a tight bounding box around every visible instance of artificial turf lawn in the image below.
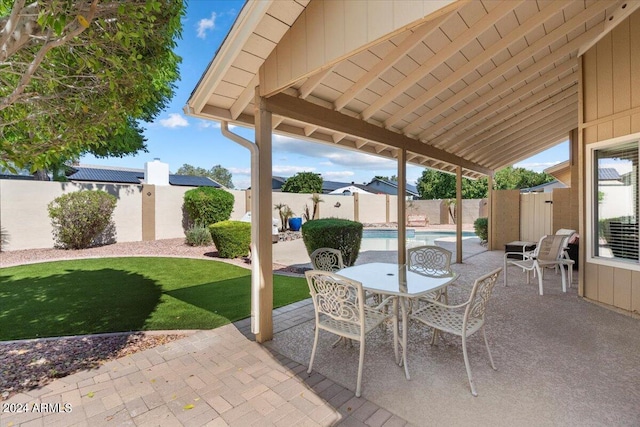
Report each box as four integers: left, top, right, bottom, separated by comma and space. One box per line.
0, 257, 310, 341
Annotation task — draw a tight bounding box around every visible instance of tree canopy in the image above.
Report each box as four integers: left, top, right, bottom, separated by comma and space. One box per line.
175, 164, 234, 189
282, 172, 323, 194
0, 0, 184, 171
416, 166, 555, 199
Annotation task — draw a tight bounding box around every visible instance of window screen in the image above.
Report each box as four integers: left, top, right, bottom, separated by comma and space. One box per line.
593, 141, 638, 262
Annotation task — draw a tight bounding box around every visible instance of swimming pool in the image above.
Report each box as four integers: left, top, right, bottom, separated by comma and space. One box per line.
360, 229, 478, 251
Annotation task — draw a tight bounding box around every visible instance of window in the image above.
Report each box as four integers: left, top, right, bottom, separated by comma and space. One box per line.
589, 135, 639, 265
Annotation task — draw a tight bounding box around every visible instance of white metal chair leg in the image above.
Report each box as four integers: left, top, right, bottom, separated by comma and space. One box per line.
307, 326, 320, 374
535, 264, 544, 295
482, 326, 496, 370
461, 334, 477, 397
356, 338, 365, 397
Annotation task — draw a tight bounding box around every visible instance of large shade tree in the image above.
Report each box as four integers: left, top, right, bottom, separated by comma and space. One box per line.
417, 166, 555, 199
0, 0, 184, 172
175, 163, 235, 189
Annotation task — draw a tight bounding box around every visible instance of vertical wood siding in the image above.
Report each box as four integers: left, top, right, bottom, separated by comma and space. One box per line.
581, 10, 640, 315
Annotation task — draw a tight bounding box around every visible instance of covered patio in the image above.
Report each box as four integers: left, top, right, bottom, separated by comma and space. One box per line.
185, 0, 640, 342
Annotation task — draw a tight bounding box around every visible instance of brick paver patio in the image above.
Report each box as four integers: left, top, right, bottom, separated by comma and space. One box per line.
0, 299, 409, 427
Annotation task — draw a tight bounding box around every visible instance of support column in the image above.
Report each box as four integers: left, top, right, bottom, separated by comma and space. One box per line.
456, 167, 462, 264
397, 149, 407, 265
487, 171, 494, 250
255, 88, 273, 343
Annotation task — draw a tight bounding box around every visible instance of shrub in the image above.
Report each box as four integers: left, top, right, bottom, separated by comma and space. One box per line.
209, 220, 251, 258
474, 217, 488, 242
281, 172, 323, 193
185, 222, 213, 246
183, 187, 234, 226
0, 226, 8, 252
301, 218, 363, 266
48, 190, 117, 249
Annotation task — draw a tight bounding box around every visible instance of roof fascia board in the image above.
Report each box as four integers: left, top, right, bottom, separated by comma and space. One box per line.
264, 93, 491, 176
186, 0, 274, 115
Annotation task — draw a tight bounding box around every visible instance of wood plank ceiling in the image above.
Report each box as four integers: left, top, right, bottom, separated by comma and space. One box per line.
187, 0, 631, 179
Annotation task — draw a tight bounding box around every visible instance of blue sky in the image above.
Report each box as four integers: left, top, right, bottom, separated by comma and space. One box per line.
81, 0, 569, 189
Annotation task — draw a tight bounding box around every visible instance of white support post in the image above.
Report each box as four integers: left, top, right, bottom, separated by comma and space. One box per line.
397, 149, 407, 265
456, 166, 463, 264
255, 87, 273, 343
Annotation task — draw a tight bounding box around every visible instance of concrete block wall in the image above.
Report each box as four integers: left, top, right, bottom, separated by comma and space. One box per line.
0, 180, 142, 251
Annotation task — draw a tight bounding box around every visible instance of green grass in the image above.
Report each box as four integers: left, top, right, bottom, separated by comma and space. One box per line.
0, 257, 310, 341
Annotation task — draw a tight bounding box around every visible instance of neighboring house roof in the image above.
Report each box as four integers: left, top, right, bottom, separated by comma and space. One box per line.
544, 161, 571, 187
599, 168, 621, 181
520, 180, 567, 193
322, 180, 377, 194
272, 176, 287, 190
328, 185, 375, 195
67, 166, 221, 187
68, 168, 142, 184
168, 175, 220, 187
366, 178, 420, 198
0, 174, 35, 181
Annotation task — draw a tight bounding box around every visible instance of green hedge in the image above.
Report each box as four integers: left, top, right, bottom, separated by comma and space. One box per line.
184, 187, 234, 226
301, 218, 363, 266
473, 217, 488, 242
209, 220, 251, 258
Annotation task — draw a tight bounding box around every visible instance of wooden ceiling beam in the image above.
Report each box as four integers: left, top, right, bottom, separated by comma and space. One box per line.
453, 87, 578, 156
426, 62, 577, 147
298, 65, 336, 99
360, 0, 522, 120
333, 14, 450, 111
264, 92, 492, 175
396, 0, 611, 133
472, 111, 576, 165
487, 126, 574, 170
472, 109, 576, 164
456, 92, 578, 157
386, 0, 570, 129
230, 76, 259, 120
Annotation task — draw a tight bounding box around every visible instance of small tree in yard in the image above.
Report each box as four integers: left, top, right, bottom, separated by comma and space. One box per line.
48, 190, 117, 249
183, 187, 234, 226
282, 172, 323, 193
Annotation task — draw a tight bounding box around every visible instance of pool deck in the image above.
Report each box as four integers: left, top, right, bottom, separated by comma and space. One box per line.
274, 228, 486, 272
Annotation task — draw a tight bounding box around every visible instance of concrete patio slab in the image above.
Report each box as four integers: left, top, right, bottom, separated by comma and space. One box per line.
267, 250, 640, 426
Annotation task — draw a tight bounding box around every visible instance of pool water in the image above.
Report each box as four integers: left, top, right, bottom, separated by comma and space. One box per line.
360, 229, 478, 251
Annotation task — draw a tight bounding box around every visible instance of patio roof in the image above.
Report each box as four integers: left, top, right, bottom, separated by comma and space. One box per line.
185, 0, 637, 179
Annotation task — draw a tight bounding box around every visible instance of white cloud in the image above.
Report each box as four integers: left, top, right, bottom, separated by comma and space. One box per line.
197, 120, 220, 130
229, 167, 250, 175
159, 113, 189, 128
323, 171, 355, 180
513, 161, 562, 173
197, 12, 217, 39
273, 165, 315, 175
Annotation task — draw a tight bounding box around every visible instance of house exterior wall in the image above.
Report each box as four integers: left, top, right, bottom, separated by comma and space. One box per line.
580, 10, 640, 314
490, 189, 520, 251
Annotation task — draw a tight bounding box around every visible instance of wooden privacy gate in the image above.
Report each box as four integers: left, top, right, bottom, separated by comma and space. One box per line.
520, 192, 553, 242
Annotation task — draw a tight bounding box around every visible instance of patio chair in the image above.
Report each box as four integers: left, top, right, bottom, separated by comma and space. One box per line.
409, 267, 502, 397
310, 247, 344, 272
305, 270, 391, 397
407, 245, 455, 343
554, 229, 577, 288
504, 234, 568, 295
